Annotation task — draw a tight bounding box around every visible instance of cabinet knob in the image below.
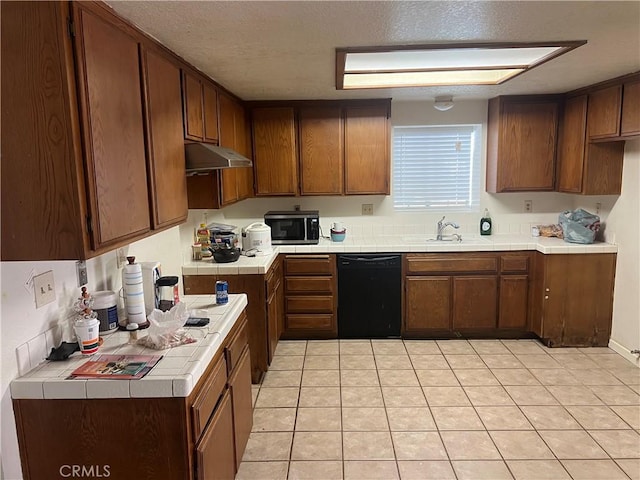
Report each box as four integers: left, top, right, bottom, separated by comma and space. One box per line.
544, 295, 549, 299
545, 288, 550, 292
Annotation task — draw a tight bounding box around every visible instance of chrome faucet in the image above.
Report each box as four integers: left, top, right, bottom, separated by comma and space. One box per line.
436, 216, 460, 240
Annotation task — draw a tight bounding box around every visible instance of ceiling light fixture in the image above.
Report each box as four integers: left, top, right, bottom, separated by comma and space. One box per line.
434, 96, 454, 111
336, 41, 586, 90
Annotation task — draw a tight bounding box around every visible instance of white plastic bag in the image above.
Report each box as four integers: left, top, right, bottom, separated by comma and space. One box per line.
137, 303, 195, 350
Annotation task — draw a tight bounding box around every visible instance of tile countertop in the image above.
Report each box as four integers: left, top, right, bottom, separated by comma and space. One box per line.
10, 294, 248, 400
182, 234, 617, 275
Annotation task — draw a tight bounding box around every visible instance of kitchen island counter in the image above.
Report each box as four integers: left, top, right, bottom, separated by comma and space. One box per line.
10, 294, 248, 400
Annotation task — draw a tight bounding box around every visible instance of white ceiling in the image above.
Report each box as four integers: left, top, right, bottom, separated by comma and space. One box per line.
108, 1, 640, 101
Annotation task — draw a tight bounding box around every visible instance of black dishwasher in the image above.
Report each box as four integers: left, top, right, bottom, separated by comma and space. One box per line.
337, 254, 402, 338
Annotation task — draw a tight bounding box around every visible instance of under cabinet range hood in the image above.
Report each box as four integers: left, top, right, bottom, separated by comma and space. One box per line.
184, 143, 253, 174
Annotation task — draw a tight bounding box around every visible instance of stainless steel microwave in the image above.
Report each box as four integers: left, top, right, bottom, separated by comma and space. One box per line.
264, 211, 320, 245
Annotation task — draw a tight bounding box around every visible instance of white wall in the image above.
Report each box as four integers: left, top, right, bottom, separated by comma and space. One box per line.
574, 139, 640, 363
0, 227, 184, 480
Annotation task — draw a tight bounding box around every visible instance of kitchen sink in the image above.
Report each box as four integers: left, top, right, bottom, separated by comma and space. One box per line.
401, 235, 492, 245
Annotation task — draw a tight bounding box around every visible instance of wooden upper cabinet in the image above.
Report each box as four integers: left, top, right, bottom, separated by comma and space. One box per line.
557, 95, 588, 193
344, 105, 390, 194
142, 48, 188, 229
73, 4, 150, 249
587, 85, 622, 139
219, 93, 239, 205
621, 79, 640, 136
234, 101, 254, 201
486, 96, 559, 193
182, 71, 204, 141
558, 94, 624, 195
203, 83, 219, 143
252, 107, 298, 195
2, 1, 87, 260
299, 107, 344, 195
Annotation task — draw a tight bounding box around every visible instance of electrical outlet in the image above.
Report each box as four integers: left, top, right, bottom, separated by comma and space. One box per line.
596, 202, 602, 215
362, 203, 373, 215
524, 200, 533, 213
293, 204, 301, 211
76, 260, 88, 287
33, 271, 56, 309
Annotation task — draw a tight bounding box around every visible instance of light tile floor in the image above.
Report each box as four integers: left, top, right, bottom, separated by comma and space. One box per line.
237, 339, 640, 480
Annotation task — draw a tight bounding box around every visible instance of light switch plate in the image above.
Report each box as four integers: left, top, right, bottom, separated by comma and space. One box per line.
33, 271, 56, 309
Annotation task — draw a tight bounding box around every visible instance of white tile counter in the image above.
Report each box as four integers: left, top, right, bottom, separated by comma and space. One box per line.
10, 294, 248, 400
181, 235, 616, 276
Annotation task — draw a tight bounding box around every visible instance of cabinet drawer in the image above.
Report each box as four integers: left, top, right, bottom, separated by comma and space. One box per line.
286, 314, 334, 330
225, 314, 248, 374
192, 354, 227, 441
500, 255, 530, 273
286, 276, 333, 294
286, 295, 333, 313
406, 255, 498, 274
285, 255, 334, 275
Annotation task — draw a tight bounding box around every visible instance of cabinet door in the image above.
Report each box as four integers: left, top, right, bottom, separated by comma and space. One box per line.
588, 85, 622, 139
541, 254, 616, 346
142, 49, 188, 229
219, 93, 239, 205
235, 102, 254, 200
497, 100, 558, 191
452, 276, 497, 330
557, 95, 587, 193
299, 107, 344, 195
1, 1, 88, 260
183, 71, 204, 140
405, 276, 451, 333
267, 288, 279, 363
74, 5, 150, 249
252, 107, 298, 195
344, 105, 390, 194
196, 390, 235, 480
229, 346, 253, 471
498, 275, 529, 329
203, 83, 219, 143
621, 80, 640, 136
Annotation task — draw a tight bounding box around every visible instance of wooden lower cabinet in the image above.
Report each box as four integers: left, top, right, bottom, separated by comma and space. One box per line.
228, 346, 253, 470
453, 277, 498, 330
13, 312, 251, 480
530, 252, 616, 347
404, 253, 531, 338
405, 276, 451, 334
183, 257, 284, 382
499, 275, 529, 329
196, 391, 235, 480
283, 255, 337, 338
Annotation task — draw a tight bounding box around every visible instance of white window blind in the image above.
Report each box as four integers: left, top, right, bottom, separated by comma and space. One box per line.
393, 125, 481, 212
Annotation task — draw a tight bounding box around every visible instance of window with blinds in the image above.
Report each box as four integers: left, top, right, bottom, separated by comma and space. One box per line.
393, 125, 481, 211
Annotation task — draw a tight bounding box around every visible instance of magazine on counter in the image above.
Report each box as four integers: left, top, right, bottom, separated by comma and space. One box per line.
69, 354, 163, 380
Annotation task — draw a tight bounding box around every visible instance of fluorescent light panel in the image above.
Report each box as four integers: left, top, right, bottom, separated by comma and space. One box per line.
337, 42, 586, 89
